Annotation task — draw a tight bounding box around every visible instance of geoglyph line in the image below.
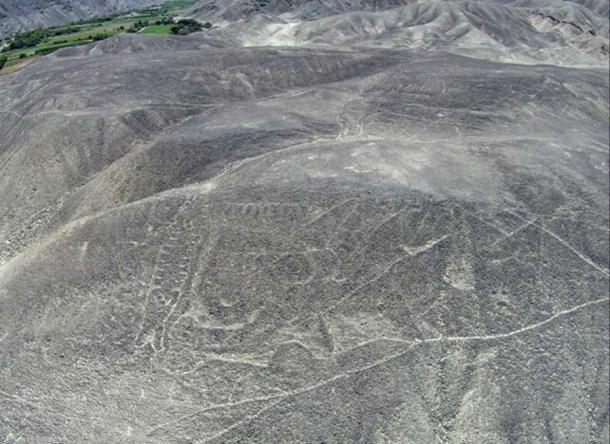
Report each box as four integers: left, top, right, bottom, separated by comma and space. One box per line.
148, 296, 609, 439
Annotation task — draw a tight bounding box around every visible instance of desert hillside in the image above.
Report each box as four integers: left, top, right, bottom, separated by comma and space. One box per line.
0, 0, 608, 442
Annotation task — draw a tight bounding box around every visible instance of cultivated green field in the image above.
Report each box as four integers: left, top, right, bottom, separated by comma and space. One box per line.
141, 24, 175, 34
0, 0, 199, 72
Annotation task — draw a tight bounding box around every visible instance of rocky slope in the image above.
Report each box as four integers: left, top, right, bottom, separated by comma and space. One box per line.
188, 0, 609, 66
0, 0, 166, 39
0, 1, 608, 443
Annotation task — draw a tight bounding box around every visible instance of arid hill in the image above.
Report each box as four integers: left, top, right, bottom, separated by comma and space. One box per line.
0, 1, 608, 442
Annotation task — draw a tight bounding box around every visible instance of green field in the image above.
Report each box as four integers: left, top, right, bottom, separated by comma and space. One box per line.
141, 24, 175, 34
0, 0, 199, 72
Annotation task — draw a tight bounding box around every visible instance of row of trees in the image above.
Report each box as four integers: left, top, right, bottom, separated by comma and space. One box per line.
2, 27, 80, 51
126, 19, 150, 33
124, 18, 211, 35
155, 17, 174, 26
126, 16, 175, 33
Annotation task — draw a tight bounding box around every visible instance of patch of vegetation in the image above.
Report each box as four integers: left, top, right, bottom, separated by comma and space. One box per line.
34, 41, 83, 56
142, 24, 175, 34
170, 19, 211, 35
0, 54, 7, 70
127, 20, 150, 33
4, 26, 80, 50
0, 0, 203, 72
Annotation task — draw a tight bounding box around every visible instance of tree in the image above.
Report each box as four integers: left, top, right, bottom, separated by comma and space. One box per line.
170, 19, 208, 35
0, 55, 7, 70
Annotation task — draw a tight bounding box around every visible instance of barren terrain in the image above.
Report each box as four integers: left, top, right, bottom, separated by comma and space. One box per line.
0, 0, 608, 442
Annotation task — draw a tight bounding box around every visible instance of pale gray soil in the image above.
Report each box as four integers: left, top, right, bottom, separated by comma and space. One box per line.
0, 1, 608, 443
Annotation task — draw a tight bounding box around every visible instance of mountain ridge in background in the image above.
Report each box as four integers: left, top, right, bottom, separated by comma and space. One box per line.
187, 0, 609, 66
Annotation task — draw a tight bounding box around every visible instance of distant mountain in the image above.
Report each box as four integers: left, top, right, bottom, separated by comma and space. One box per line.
0, 0, 167, 39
